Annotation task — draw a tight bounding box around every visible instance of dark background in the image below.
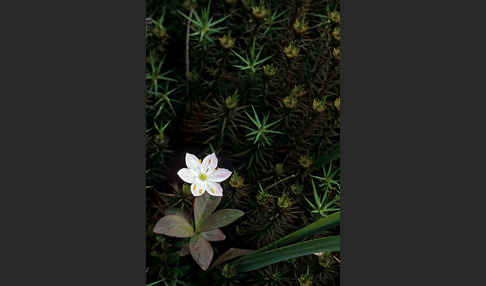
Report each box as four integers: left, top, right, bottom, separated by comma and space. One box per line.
1, 0, 485, 285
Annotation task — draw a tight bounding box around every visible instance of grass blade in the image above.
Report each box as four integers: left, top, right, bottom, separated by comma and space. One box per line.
254, 211, 340, 253
231, 236, 340, 272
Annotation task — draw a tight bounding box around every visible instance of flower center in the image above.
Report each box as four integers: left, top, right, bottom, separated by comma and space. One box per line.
199, 174, 207, 181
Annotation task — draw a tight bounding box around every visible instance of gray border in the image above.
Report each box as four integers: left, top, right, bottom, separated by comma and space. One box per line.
342, 1, 485, 285
0, 1, 145, 285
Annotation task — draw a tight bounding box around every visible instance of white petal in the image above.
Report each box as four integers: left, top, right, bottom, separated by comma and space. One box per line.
177, 168, 196, 184
208, 168, 232, 183
201, 153, 218, 174
185, 153, 201, 171
190, 182, 206, 196
207, 182, 223, 197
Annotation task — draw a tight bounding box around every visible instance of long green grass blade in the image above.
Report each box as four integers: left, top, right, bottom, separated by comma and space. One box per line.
232, 236, 340, 272
254, 211, 340, 253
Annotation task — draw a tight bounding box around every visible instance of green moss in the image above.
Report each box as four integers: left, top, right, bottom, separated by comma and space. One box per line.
146, 0, 341, 284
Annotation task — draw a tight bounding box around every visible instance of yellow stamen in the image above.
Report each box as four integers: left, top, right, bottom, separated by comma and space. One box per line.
211, 188, 215, 194
200, 159, 202, 163
200, 174, 207, 181
216, 168, 219, 170
199, 189, 203, 194
193, 185, 196, 190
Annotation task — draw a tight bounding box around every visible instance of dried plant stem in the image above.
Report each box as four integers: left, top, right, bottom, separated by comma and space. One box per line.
264, 174, 297, 192
185, 9, 193, 96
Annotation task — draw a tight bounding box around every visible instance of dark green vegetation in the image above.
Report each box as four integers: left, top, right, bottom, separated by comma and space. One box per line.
146, 0, 341, 285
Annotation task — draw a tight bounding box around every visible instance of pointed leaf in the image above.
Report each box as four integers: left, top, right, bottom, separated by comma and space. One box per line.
178, 9, 195, 24
265, 118, 282, 128
256, 46, 263, 60
304, 196, 317, 209
146, 280, 163, 286
234, 65, 251, 70
231, 236, 340, 272
312, 180, 321, 206
254, 211, 340, 253
193, 10, 202, 24
198, 209, 244, 232
153, 215, 194, 238
189, 235, 214, 271
210, 248, 255, 269
245, 111, 260, 128
265, 129, 284, 135
255, 55, 272, 65
252, 106, 261, 126
201, 228, 226, 241
211, 15, 230, 26
232, 50, 250, 64
194, 193, 221, 230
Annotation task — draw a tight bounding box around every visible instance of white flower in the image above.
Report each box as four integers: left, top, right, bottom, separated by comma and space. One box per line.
177, 153, 232, 197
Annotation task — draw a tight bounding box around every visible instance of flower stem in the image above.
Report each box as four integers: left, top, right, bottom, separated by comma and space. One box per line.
185, 9, 193, 97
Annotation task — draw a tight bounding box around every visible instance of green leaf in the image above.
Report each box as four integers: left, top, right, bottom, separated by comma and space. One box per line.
194, 193, 221, 231
232, 50, 250, 64
231, 236, 340, 272
255, 211, 340, 252
251, 106, 261, 126
265, 118, 282, 128
189, 235, 214, 271
153, 215, 195, 238
255, 55, 272, 65
265, 129, 284, 135
178, 9, 195, 24
245, 111, 260, 128
211, 14, 230, 26
193, 10, 202, 25
312, 179, 321, 206
198, 209, 244, 232
234, 65, 251, 70
304, 196, 316, 209
201, 228, 226, 241
146, 280, 163, 286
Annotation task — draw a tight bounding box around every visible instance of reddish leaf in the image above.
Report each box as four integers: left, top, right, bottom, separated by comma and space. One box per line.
201, 229, 226, 241
194, 193, 221, 230
189, 235, 214, 271
198, 209, 245, 232
165, 208, 192, 223
210, 248, 255, 269
153, 215, 194, 238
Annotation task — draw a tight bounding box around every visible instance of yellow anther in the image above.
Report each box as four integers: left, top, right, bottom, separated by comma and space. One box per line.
199, 189, 203, 194
193, 185, 196, 190
211, 188, 215, 194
